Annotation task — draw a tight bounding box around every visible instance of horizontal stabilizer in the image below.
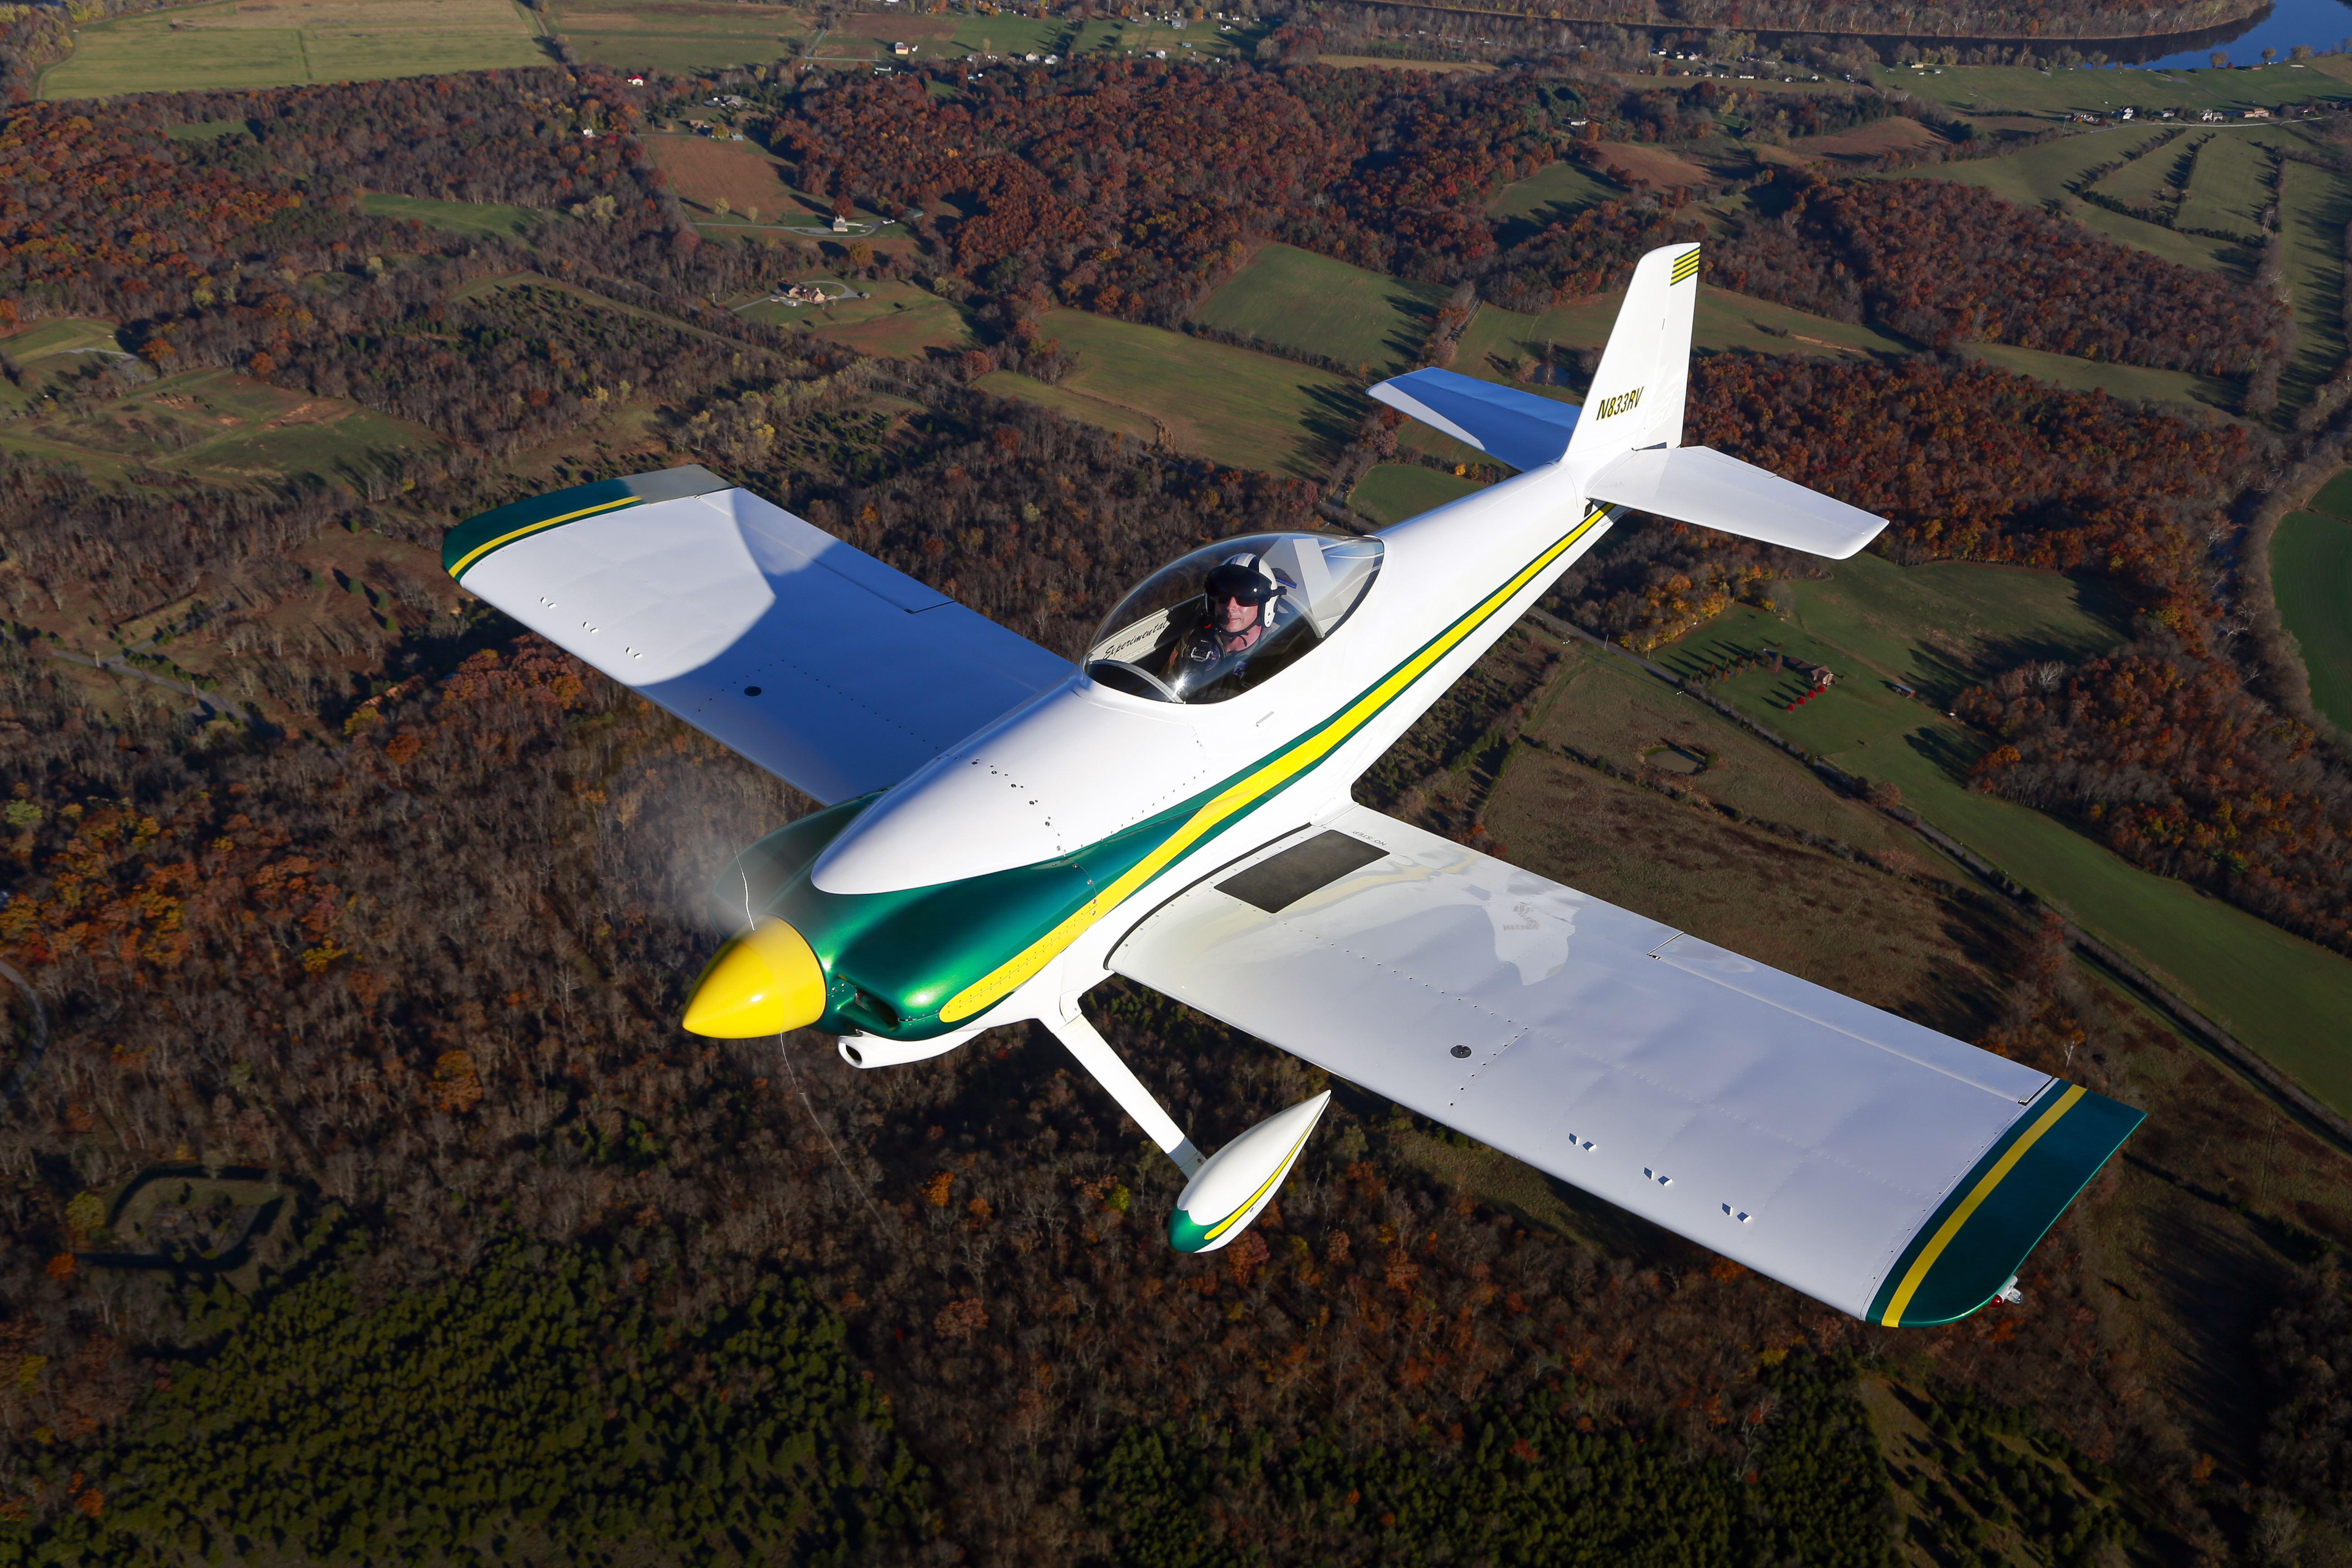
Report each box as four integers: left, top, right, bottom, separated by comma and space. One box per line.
1585, 446, 1888, 560
1368, 368, 1581, 474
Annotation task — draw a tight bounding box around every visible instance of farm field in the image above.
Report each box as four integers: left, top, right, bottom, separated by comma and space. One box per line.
41, 0, 545, 98
1455, 284, 1913, 390
1191, 244, 1447, 373
1348, 463, 1482, 526
1527, 641, 1934, 867
1959, 341, 2239, 416
0, 318, 132, 415
2278, 157, 2352, 407
1588, 142, 1712, 189
1772, 115, 1945, 165
546, 0, 804, 74
646, 136, 809, 221
1903, 120, 2175, 208
1877, 57, 2352, 118
0, 366, 445, 491
740, 279, 975, 357
1643, 559, 2352, 1111
359, 192, 545, 240
975, 310, 1358, 476
2273, 510, 2352, 733
1485, 160, 1621, 245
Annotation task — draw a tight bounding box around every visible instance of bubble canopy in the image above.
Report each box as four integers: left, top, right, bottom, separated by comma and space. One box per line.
1084, 532, 1385, 704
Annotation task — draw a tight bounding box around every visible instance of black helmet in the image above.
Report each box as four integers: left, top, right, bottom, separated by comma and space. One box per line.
1205, 553, 1282, 607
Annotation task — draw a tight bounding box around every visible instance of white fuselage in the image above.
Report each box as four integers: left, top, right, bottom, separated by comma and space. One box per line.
809, 461, 1617, 1028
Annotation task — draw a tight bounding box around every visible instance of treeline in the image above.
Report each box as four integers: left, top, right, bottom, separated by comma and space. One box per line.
1554, 351, 2255, 652
764, 61, 1909, 323
1714, 174, 2287, 375
1959, 640, 2352, 955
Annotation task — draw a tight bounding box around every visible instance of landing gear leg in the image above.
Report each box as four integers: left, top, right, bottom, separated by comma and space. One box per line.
1041, 1004, 1206, 1178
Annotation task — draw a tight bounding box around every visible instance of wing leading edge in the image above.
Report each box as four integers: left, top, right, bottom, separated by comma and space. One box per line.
1110, 807, 2140, 1324
444, 466, 1072, 804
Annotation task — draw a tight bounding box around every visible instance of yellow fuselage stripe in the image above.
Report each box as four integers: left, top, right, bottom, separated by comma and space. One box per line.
939, 505, 1612, 1023
448, 495, 642, 580
1879, 1084, 2085, 1326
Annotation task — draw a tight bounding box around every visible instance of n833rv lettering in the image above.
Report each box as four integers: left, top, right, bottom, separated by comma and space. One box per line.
444, 245, 2140, 1325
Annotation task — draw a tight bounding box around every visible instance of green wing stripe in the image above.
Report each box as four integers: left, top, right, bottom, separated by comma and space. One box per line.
441, 464, 731, 581
1867, 1081, 2143, 1326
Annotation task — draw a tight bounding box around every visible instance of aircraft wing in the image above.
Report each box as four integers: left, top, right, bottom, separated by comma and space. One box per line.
1109, 806, 2141, 1324
444, 466, 1072, 804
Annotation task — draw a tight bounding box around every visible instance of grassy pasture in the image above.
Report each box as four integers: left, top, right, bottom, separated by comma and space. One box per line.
1485, 160, 1621, 246
42, 0, 546, 98
0, 318, 134, 416
1349, 463, 1483, 526
1958, 341, 2239, 416
360, 192, 544, 240
1901, 121, 2174, 207
647, 136, 804, 220
976, 309, 1358, 476
1191, 244, 1447, 373
1880, 59, 2352, 118
548, 0, 804, 74
0, 366, 444, 490
1455, 284, 1913, 391
1639, 555, 2352, 1110
2279, 157, 2352, 408
739, 279, 975, 357
2273, 510, 2352, 733
1528, 641, 1931, 865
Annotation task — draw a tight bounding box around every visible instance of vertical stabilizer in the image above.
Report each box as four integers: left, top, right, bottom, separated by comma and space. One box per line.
1563, 243, 1700, 470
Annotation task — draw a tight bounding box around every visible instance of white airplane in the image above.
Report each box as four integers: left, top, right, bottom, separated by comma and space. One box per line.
444, 245, 2139, 1325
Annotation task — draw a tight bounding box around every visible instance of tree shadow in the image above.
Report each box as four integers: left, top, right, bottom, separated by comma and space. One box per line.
1297, 379, 1372, 473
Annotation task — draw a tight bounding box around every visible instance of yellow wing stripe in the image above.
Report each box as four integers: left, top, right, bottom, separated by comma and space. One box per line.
1204, 1118, 1321, 1242
446, 495, 643, 580
1670, 247, 1702, 285
939, 506, 1612, 1023
1879, 1084, 2085, 1327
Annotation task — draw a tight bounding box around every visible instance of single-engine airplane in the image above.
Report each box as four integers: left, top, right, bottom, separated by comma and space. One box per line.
444, 245, 2140, 1325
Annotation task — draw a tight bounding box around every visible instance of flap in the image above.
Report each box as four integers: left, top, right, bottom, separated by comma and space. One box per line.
1368, 368, 1582, 474
1585, 445, 1889, 560
1109, 806, 2137, 1323
446, 471, 1072, 804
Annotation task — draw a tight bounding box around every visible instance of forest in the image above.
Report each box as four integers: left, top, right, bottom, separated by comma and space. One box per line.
1, 43, 2350, 1568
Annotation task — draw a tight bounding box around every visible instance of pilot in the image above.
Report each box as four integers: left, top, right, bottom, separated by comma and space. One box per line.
1166, 553, 1289, 696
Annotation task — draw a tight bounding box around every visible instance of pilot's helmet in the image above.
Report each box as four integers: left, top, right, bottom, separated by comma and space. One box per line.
1205, 553, 1285, 617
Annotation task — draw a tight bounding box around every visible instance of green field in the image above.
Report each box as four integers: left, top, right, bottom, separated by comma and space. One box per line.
1350, 463, 1483, 525
2279, 157, 2352, 408
42, 0, 548, 98
974, 309, 1359, 476
1456, 284, 1915, 388
0, 365, 444, 490
1960, 341, 2239, 416
1487, 160, 1622, 246
550, 0, 804, 74
1192, 244, 1448, 374
738, 278, 976, 357
0, 318, 133, 416
360, 192, 545, 240
1881, 58, 2352, 119
2274, 510, 2352, 733
1644, 553, 2352, 1111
